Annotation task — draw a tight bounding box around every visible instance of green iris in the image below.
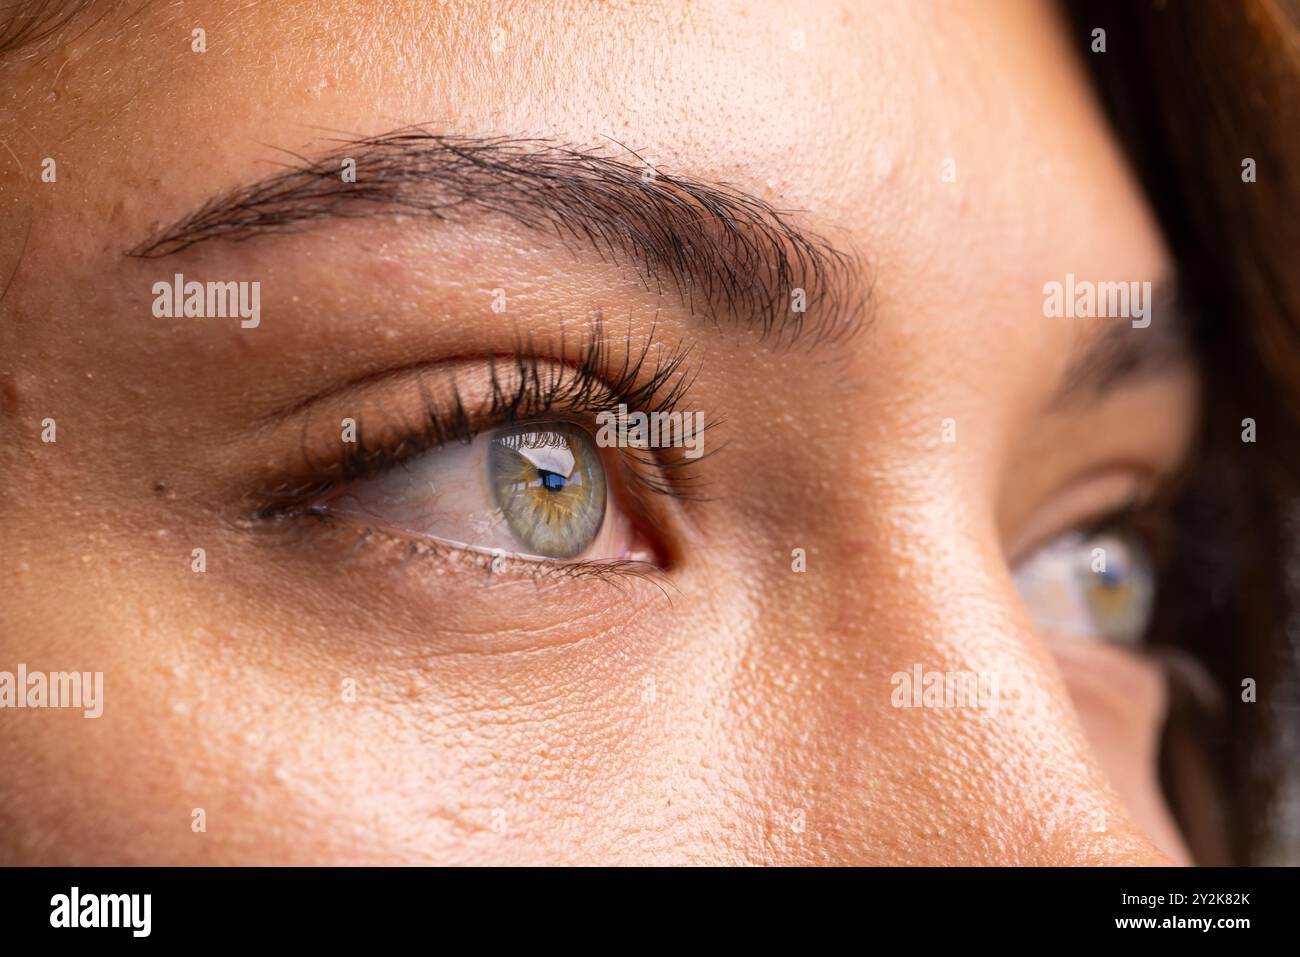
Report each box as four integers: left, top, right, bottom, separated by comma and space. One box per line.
1080, 529, 1155, 646
488, 423, 607, 558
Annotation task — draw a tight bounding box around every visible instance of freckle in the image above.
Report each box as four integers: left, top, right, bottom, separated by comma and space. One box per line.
152, 480, 168, 495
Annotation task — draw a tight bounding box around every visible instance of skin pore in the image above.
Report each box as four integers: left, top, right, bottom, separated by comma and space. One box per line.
0, 0, 1199, 864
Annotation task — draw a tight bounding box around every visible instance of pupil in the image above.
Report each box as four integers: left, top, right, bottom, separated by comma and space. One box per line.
539, 469, 567, 492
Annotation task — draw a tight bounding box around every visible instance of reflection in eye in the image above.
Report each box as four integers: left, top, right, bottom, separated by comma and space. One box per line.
488, 424, 606, 558
1012, 527, 1156, 647
319, 421, 621, 561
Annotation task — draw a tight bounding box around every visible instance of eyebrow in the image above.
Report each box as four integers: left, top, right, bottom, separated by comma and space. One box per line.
0, 0, 94, 58
1050, 278, 1195, 408
128, 128, 868, 348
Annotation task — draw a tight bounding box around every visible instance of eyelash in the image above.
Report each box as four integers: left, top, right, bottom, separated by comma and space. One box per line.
1095, 490, 1177, 562
253, 325, 711, 565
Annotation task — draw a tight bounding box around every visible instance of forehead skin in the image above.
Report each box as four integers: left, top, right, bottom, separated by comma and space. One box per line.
0, 0, 1187, 864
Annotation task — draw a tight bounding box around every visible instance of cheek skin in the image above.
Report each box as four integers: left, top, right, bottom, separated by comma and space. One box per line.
0, 507, 1176, 866
1050, 638, 1193, 865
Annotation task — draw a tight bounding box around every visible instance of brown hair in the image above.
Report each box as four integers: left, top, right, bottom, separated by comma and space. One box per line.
1069, 0, 1300, 864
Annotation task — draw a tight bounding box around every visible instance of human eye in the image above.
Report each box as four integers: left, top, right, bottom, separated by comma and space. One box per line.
1012, 522, 1157, 647
317, 420, 648, 563
255, 329, 701, 578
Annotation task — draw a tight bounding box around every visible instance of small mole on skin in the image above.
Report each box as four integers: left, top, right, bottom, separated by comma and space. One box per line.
0, 377, 20, 417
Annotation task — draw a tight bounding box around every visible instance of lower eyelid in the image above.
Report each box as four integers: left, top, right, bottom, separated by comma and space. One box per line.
243, 510, 674, 660
1049, 637, 1169, 727
293, 510, 665, 589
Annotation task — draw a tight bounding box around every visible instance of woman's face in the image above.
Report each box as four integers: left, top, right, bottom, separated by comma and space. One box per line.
0, 0, 1199, 864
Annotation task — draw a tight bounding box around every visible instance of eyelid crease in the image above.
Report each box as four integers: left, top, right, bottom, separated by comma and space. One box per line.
247, 316, 687, 426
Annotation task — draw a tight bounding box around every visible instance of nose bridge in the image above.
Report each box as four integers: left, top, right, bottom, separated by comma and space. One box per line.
751, 473, 1164, 865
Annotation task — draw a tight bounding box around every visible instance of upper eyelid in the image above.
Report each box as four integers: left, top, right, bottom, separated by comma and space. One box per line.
1006, 477, 1167, 569
252, 340, 709, 515
249, 322, 695, 428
